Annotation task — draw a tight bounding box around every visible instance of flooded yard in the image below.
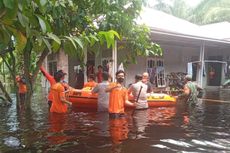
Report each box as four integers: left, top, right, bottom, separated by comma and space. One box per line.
1, 89, 230, 153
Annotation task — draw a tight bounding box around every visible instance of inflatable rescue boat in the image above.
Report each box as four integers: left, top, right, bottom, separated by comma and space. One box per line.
67, 87, 176, 109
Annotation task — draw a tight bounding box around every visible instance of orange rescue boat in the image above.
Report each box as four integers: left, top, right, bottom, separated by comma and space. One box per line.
67, 87, 176, 109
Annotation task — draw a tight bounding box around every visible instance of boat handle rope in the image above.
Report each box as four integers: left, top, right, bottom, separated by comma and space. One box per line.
199, 98, 230, 104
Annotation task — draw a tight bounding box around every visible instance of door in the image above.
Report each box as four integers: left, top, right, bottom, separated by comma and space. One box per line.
208, 63, 222, 86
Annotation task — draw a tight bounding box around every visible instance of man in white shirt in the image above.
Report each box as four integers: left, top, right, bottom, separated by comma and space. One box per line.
129, 74, 148, 110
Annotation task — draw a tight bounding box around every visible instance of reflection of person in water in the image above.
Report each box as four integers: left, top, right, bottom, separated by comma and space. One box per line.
109, 117, 129, 144
48, 113, 69, 144
109, 117, 129, 153
94, 112, 110, 137
132, 109, 149, 139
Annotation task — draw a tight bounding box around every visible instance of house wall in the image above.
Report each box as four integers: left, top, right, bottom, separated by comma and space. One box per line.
162, 44, 200, 75
68, 57, 82, 87
45, 42, 230, 89
120, 44, 202, 87
57, 50, 69, 83
95, 48, 112, 67
125, 57, 146, 86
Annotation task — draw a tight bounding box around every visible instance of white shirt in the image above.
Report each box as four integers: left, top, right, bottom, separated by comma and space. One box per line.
129, 81, 148, 109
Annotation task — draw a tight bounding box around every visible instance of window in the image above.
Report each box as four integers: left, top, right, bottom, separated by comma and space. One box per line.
147, 57, 165, 87
48, 61, 57, 76
47, 53, 57, 76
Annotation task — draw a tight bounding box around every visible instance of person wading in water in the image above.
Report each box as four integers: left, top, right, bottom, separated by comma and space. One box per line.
105, 70, 136, 118
179, 75, 203, 106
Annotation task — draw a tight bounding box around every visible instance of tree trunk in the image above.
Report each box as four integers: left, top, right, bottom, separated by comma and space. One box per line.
25, 84, 32, 111
0, 49, 15, 104
24, 49, 49, 110
0, 80, 12, 103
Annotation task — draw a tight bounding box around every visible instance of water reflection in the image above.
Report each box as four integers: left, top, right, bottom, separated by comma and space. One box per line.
94, 112, 110, 137
132, 110, 149, 139
148, 107, 176, 126
1, 89, 230, 152
109, 117, 129, 153
48, 113, 70, 144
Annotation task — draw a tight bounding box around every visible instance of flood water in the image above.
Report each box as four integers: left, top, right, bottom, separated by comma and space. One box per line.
1, 89, 230, 153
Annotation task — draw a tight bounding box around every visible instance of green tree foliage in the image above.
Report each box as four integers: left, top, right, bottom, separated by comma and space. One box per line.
151, 0, 191, 20
190, 0, 230, 24
121, 25, 162, 65
150, 0, 230, 25
0, 0, 161, 108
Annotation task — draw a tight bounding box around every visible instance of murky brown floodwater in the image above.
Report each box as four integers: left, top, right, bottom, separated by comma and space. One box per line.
1, 89, 230, 153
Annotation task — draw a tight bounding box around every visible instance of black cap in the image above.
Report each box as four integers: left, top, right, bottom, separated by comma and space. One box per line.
54, 71, 63, 82
57, 70, 67, 77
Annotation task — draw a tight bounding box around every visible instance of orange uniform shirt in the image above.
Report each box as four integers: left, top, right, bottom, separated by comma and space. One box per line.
16, 76, 27, 93
108, 83, 128, 114
18, 82, 27, 93
84, 81, 97, 88
50, 83, 68, 113
40, 66, 56, 101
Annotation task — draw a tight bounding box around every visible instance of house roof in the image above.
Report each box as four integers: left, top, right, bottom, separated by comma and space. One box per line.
138, 8, 230, 44
200, 22, 230, 40
138, 8, 200, 36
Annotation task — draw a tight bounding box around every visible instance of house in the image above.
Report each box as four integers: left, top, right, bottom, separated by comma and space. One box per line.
135, 8, 230, 88
42, 8, 230, 89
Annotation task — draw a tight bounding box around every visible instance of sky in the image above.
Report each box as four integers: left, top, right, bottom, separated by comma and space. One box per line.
185, 0, 202, 7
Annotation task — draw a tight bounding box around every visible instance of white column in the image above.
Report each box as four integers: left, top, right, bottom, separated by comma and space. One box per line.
95, 47, 102, 68
112, 40, 117, 82
83, 47, 87, 83
44, 57, 49, 93
199, 42, 205, 88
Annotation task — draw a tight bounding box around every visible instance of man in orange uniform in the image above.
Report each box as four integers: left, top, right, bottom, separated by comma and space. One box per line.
40, 67, 71, 110
84, 74, 97, 88
40, 67, 56, 109
16, 75, 27, 102
106, 70, 136, 118
50, 71, 72, 113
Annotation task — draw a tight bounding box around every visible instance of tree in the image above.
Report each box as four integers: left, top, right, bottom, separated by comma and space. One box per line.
0, 51, 12, 103
0, 0, 161, 110
189, 0, 230, 24
149, 0, 230, 25
151, 0, 191, 20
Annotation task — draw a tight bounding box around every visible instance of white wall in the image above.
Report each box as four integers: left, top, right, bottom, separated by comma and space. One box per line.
162, 44, 200, 75
123, 44, 201, 87
125, 57, 146, 86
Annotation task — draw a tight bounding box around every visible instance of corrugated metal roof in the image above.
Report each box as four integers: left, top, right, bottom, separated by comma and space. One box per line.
138, 8, 230, 43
